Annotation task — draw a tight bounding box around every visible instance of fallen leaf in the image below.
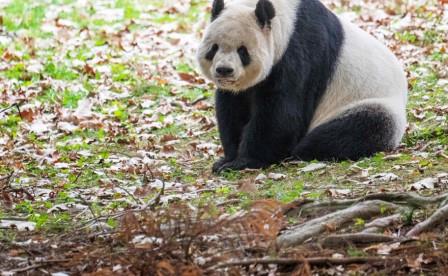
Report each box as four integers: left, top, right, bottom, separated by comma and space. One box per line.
238, 179, 258, 193
300, 163, 327, 173
410, 177, 436, 191
255, 173, 267, 183
370, 173, 399, 182
268, 173, 286, 180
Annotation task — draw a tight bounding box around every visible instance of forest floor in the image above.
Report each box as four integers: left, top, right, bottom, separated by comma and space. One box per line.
1, 0, 448, 275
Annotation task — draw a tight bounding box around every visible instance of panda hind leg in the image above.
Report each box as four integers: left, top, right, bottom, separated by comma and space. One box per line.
293, 104, 398, 161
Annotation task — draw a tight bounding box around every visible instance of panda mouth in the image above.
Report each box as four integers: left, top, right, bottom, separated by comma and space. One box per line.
216, 78, 237, 86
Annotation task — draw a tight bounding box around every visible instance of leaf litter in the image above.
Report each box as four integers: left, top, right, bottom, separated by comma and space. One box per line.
0, 0, 448, 275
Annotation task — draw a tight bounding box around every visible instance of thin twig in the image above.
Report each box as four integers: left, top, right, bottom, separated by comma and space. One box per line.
282, 198, 315, 216
145, 165, 165, 210
78, 166, 165, 229
7, 264, 44, 273
190, 96, 207, 106
101, 161, 142, 205
321, 233, 396, 247
0, 171, 14, 184
77, 194, 106, 233
0, 103, 22, 119
0, 103, 18, 115
7, 259, 68, 273
209, 256, 401, 271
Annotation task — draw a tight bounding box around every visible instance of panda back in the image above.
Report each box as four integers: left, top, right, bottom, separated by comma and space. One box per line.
309, 17, 408, 133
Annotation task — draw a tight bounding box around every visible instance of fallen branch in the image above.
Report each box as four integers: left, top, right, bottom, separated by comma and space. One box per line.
209, 256, 401, 271
406, 204, 448, 237
321, 233, 395, 247
277, 200, 400, 247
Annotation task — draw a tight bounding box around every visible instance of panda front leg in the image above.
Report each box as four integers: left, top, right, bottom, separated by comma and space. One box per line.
215, 98, 302, 173
213, 90, 250, 173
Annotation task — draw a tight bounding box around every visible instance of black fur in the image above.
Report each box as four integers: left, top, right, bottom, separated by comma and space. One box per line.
211, 0, 225, 21
206, 44, 219, 61
293, 105, 395, 161
237, 46, 251, 66
255, 0, 275, 28
213, 0, 345, 173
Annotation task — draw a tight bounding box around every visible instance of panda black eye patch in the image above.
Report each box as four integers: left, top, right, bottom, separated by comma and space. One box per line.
205, 44, 219, 61
237, 46, 251, 66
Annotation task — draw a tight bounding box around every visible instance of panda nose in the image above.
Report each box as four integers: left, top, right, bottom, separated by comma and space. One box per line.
216, 67, 234, 77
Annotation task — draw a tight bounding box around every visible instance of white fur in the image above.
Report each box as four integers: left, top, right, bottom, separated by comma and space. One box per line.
309, 18, 408, 146
213, 0, 300, 62
197, 0, 300, 92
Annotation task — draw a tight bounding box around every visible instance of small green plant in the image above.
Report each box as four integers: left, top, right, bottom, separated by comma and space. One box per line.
347, 246, 367, 257
402, 209, 415, 225
15, 201, 34, 214
354, 217, 365, 228
62, 89, 86, 108
44, 62, 79, 80
3, 0, 45, 32
396, 31, 417, 44
3, 63, 26, 79
111, 64, 131, 82
216, 186, 232, 196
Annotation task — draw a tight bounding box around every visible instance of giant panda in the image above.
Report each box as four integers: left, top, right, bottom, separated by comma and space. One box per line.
196, 0, 408, 173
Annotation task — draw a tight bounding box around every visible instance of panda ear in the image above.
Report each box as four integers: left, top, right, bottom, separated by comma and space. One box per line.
211, 0, 225, 21
255, 0, 275, 29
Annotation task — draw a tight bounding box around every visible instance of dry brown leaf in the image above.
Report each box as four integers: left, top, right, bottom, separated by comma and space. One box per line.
238, 178, 258, 193
19, 108, 36, 123
156, 260, 175, 275
178, 72, 197, 83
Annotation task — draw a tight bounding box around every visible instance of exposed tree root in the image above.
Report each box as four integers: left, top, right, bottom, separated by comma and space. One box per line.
278, 192, 448, 248
360, 192, 448, 208
362, 213, 403, 233
284, 199, 356, 217
406, 203, 448, 237
277, 200, 400, 247
285, 192, 448, 218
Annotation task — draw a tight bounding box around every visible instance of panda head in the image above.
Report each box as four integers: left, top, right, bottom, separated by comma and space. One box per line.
197, 0, 276, 92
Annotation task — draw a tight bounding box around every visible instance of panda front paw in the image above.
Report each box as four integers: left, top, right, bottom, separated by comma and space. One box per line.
212, 157, 232, 174
213, 157, 267, 174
